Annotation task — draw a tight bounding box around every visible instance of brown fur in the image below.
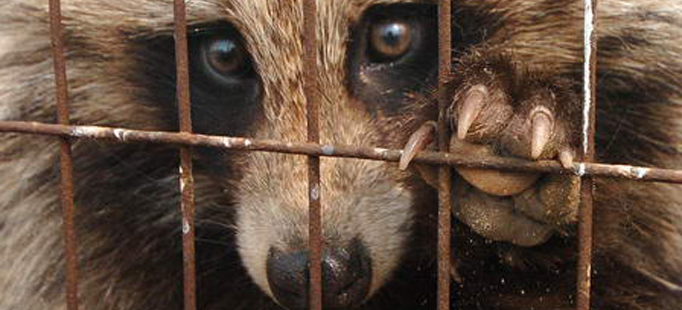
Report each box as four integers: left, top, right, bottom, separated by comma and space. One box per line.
398, 1, 682, 309
1, 1, 681, 310
0, 0, 435, 309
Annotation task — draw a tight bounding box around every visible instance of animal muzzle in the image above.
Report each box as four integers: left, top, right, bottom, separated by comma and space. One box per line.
266, 240, 372, 310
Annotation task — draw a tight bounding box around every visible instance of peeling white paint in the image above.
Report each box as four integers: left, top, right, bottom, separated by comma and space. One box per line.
577, 163, 587, 177
321, 145, 334, 155
631, 167, 650, 179
71, 126, 100, 137
113, 128, 126, 141
182, 219, 190, 234
310, 183, 320, 201
373, 147, 389, 156
582, 0, 595, 157
222, 137, 232, 148
178, 164, 187, 194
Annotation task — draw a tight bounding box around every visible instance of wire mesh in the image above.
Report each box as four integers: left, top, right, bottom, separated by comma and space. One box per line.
1, 0, 680, 309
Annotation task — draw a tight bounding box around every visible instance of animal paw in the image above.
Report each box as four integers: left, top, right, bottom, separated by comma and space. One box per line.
401, 52, 582, 247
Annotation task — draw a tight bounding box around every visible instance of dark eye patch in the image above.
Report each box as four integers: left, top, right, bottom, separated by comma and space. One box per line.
348, 4, 438, 115
186, 25, 261, 136
133, 23, 262, 137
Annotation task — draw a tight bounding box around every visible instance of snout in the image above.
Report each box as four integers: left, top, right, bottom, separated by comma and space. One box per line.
266, 241, 372, 310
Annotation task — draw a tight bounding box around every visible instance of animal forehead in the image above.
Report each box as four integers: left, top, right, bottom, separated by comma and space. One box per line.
217, 0, 433, 56
188, 0, 433, 40
219, 0, 432, 23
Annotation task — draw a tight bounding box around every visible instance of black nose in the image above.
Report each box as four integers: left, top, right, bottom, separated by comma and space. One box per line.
266, 241, 372, 310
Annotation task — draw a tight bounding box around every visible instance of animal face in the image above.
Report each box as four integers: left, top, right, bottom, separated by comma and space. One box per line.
0, 0, 440, 309
5, 1, 681, 309
186, 1, 439, 308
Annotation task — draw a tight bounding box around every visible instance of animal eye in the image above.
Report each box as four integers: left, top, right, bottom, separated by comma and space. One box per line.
198, 34, 252, 85
347, 4, 438, 113
368, 20, 414, 62
204, 36, 246, 74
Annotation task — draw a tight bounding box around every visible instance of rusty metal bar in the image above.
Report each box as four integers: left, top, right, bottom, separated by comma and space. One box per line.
577, 0, 598, 309
173, 0, 197, 309
48, 0, 79, 309
437, 1, 453, 310
2, 121, 682, 184
303, 0, 323, 309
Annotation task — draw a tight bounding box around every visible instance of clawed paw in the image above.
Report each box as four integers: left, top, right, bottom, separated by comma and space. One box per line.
401, 52, 582, 247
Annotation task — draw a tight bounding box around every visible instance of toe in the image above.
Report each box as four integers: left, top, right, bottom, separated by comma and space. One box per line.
513, 174, 581, 226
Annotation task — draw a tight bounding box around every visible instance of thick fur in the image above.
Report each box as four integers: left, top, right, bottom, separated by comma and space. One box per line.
413, 1, 682, 310
1, 1, 682, 310
0, 0, 437, 309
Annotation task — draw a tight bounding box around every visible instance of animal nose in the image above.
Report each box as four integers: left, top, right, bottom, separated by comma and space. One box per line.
267, 249, 309, 310
321, 242, 372, 309
266, 242, 372, 310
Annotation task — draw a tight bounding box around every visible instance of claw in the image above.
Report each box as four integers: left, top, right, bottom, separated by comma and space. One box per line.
530, 107, 554, 159
559, 148, 575, 170
457, 85, 489, 140
399, 121, 437, 170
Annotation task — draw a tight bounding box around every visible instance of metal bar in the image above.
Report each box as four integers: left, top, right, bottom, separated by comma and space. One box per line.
577, 0, 598, 309
2, 121, 681, 184
48, 0, 79, 309
437, 1, 452, 310
303, 1, 323, 310
172, 1, 197, 309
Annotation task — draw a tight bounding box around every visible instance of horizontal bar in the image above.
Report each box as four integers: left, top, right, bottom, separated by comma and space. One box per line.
1, 121, 681, 184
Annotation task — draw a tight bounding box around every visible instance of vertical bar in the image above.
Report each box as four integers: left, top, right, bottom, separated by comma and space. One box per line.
303, 0, 323, 310
173, 1, 197, 310
48, 0, 79, 309
577, 0, 598, 309
437, 1, 452, 310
